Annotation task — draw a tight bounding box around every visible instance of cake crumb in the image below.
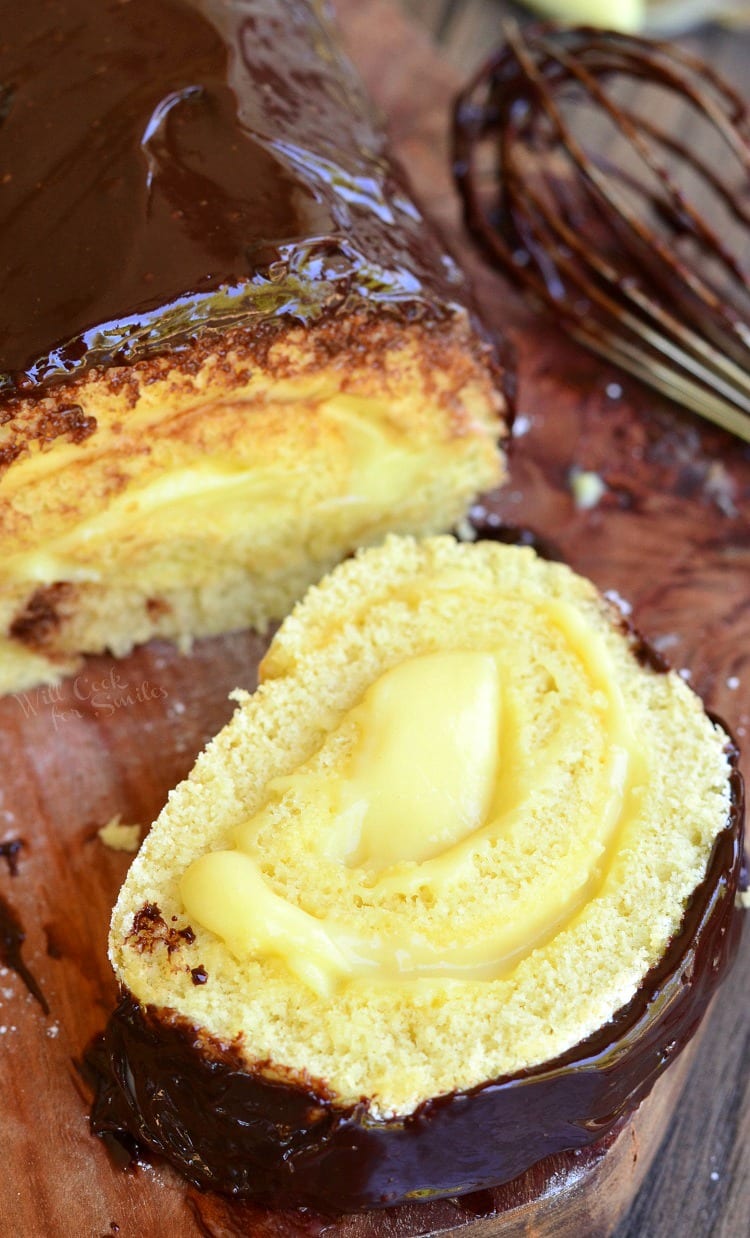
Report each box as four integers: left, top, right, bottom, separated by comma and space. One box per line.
569, 468, 607, 510
603, 589, 632, 617
704, 462, 737, 517
98, 815, 141, 853
454, 516, 477, 542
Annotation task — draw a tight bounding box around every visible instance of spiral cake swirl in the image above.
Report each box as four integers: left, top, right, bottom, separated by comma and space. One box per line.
99, 536, 741, 1207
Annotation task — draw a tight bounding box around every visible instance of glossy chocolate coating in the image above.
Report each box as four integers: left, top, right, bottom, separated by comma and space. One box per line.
0, 0, 466, 397
0, 838, 49, 1014
89, 741, 744, 1214
0, 892, 49, 1014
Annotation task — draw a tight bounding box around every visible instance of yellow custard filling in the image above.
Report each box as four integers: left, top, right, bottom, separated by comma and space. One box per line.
111, 536, 731, 1114
181, 604, 647, 997
0, 394, 456, 589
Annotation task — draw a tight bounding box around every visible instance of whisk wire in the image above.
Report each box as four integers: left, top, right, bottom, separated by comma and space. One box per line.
454, 22, 750, 444
517, 174, 750, 408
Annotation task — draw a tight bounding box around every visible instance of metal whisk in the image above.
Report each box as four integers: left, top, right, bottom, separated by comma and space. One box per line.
453, 24, 750, 443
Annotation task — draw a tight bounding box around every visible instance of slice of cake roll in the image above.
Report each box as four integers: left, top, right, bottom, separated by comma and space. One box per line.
0, 0, 507, 694
94, 536, 744, 1212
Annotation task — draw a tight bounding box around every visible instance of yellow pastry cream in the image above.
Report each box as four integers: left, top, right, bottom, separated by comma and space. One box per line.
181, 600, 647, 998
110, 536, 733, 1116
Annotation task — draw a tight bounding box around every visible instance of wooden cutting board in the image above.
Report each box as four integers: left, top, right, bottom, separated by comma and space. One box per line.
1, 3, 747, 1236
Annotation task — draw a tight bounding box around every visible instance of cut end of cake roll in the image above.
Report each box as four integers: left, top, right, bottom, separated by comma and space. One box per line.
97, 535, 744, 1210
0, 313, 504, 693
0, 0, 507, 695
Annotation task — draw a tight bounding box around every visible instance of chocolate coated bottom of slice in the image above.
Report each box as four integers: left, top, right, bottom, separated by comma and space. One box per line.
88, 742, 744, 1214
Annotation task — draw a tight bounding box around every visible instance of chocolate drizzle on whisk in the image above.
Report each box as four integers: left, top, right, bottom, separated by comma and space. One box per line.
454, 24, 750, 443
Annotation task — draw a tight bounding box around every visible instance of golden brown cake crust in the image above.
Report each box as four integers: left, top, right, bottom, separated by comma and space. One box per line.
0, 312, 501, 486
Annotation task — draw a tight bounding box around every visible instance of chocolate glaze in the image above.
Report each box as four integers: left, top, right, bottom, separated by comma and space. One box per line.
628, 632, 672, 675
89, 741, 744, 1213
0, 835, 49, 1010
126, 902, 195, 956
0, 893, 49, 1014
0, 0, 475, 399
0, 837, 23, 877
467, 507, 564, 561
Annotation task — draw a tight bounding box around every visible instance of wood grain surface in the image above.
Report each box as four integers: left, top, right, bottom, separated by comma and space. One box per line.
1, 2, 748, 1236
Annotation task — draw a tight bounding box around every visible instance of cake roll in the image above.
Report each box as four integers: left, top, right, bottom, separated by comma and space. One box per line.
0, 0, 507, 694
93, 536, 744, 1211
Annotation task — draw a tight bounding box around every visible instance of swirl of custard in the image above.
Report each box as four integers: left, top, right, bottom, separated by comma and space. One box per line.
180, 596, 647, 998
